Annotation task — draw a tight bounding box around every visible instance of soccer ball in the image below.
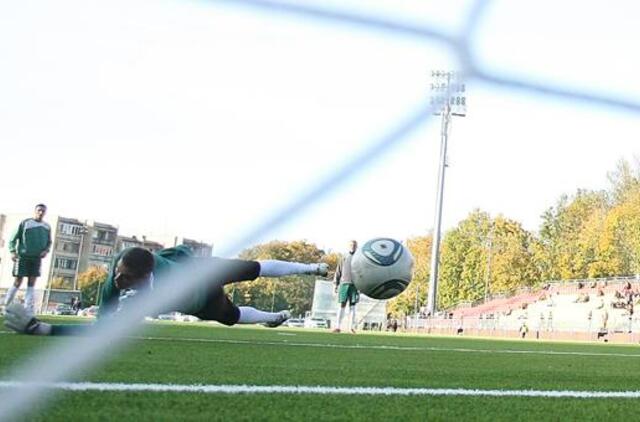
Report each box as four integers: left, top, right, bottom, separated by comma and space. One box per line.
351, 238, 414, 300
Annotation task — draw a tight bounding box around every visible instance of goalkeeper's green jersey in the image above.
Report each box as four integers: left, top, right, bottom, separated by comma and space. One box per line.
98, 245, 208, 318
50, 245, 205, 336
8, 218, 52, 258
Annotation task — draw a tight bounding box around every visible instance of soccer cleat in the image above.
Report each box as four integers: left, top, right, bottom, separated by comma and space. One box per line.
265, 310, 291, 328
332, 328, 341, 333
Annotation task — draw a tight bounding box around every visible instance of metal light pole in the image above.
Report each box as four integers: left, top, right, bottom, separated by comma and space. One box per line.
484, 223, 494, 303
413, 282, 420, 331
73, 225, 89, 291
426, 71, 466, 317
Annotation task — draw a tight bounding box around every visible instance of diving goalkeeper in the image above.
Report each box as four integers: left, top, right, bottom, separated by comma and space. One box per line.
4, 245, 328, 335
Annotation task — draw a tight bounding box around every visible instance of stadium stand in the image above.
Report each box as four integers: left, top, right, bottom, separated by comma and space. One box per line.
415, 277, 640, 343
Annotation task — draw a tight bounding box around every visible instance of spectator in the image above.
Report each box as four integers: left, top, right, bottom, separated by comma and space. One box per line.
601, 309, 609, 330
623, 282, 634, 305
72, 296, 81, 314
574, 293, 590, 304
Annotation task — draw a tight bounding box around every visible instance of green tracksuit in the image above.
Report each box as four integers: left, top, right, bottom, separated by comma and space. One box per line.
9, 218, 52, 277
98, 245, 201, 318
49, 245, 260, 335
9, 218, 52, 257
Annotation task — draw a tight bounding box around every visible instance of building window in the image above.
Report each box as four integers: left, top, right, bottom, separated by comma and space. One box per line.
54, 258, 77, 270
91, 245, 113, 257
121, 241, 140, 249
93, 230, 114, 243
59, 223, 84, 236
57, 242, 80, 254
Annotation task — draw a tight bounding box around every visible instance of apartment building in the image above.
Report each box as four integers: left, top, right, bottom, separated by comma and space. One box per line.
0, 214, 118, 289
158, 236, 213, 257
116, 235, 212, 257
116, 235, 164, 253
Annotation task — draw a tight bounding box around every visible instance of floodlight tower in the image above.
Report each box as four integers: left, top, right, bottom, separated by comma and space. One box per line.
426, 71, 466, 316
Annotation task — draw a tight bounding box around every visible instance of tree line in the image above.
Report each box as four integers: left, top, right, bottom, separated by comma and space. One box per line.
73, 159, 640, 317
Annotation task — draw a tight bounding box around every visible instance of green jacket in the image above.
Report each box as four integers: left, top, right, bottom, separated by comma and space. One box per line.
9, 218, 52, 257
52, 245, 202, 335
98, 245, 203, 318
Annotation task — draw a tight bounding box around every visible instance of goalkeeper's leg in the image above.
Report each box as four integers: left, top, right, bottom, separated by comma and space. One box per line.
202, 258, 328, 286
196, 287, 290, 327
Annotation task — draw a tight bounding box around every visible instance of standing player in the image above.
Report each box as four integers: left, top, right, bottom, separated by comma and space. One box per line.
5, 245, 329, 335
333, 240, 359, 333
3, 204, 52, 314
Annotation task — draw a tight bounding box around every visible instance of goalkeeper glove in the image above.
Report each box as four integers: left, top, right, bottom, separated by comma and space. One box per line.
4, 304, 51, 335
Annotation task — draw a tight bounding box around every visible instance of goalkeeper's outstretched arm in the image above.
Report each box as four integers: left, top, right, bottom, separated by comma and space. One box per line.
4, 268, 120, 336
3, 304, 94, 336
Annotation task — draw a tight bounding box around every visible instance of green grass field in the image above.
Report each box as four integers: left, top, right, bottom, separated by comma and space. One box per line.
2, 316, 640, 421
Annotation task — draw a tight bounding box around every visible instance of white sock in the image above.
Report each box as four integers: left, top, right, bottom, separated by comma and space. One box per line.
237, 306, 280, 324
25, 287, 35, 314
350, 306, 357, 330
336, 306, 346, 330
258, 260, 318, 277
4, 286, 18, 306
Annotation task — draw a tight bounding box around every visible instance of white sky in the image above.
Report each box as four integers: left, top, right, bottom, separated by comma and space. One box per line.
1, 0, 639, 253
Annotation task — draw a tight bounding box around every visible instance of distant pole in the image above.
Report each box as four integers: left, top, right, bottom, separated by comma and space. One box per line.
73, 225, 89, 291
413, 282, 420, 331
484, 223, 494, 303
271, 282, 276, 312
426, 71, 466, 316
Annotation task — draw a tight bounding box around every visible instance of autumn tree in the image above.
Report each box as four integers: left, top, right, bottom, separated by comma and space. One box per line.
50, 277, 72, 290
387, 235, 431, 317
78, 266, 109, 307
229, 240, 328, 316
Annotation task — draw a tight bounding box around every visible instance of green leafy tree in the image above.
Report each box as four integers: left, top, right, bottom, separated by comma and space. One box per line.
229, 240, 328, 316
50, 277, 72, 290
433, 210, 540, 309
596, 190, 640, 276
489, 216, 540, 294
437, 210, 492, 309
387, 235, 431, 317
608, 158, 640, 204
535, 190, 609, 280
78, 266, 109, 307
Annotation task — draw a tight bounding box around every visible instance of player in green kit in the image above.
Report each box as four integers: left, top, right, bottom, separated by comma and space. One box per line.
4, 245, 329, 336
333, 240, 359, 333
3, 204, 52, 314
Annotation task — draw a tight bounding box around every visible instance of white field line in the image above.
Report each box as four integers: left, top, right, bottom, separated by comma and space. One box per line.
135, 336, 640, 359
1, 381, 639, 399
2, 330, 639, 358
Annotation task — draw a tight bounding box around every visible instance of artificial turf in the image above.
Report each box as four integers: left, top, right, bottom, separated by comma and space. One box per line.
1, 317, 640, 421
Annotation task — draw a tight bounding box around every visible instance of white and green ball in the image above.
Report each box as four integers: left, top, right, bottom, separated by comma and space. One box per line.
351, 238, 414, 300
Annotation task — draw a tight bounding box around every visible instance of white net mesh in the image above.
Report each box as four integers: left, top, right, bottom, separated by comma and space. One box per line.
1, 0, 640, 419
